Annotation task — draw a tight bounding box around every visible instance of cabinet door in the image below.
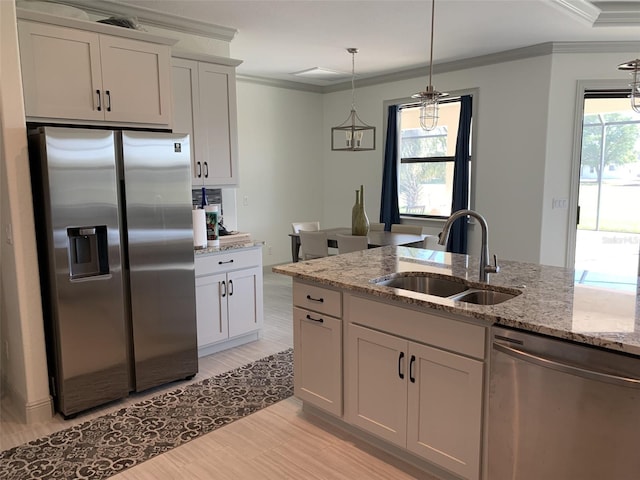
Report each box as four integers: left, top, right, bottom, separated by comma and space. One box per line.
196, 62, 239, 186
195, 273, 228, 347
293, 307, 342, 416
407, 342, 484, 480
227, 266, 263, 338
346, 324, 408, 447
172, 59, 203, 185
100, 35, 172, 126
18, 21, 104, 121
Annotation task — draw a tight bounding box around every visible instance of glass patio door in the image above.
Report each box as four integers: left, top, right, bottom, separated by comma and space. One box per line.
575, 92, 640, 290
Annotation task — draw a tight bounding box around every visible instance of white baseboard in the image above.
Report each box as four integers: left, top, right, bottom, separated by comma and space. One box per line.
1, 379, 53, 424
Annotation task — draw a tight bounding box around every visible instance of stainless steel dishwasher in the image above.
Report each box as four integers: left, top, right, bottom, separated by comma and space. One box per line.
488, 326, 640, 480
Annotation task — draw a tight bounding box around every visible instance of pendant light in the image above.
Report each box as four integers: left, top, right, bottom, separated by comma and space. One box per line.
618, 59, 640, 113
331, 48, 376, 151
412, 0, 447, 131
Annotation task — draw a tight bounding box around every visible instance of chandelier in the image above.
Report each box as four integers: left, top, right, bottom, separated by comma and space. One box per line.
618, 59, 640, 113
412, 0, 447, 131
331, 48, 376, 151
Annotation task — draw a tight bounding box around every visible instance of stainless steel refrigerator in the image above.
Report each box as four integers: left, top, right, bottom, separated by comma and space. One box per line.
28, 126, 198, 417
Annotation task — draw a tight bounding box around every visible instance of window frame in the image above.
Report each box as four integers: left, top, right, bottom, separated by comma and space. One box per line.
394, 94, 474, 220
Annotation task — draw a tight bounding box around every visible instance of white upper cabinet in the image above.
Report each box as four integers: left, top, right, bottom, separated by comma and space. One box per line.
172, 53, 242, 187
17, 11, 174, 128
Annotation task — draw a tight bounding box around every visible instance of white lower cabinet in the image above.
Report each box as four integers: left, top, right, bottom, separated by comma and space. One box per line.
195, 248, 263, 356
292, 281, 343, 416
345, 296, 485, 480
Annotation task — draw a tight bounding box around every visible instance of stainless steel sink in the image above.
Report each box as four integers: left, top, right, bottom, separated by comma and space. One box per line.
374, 274, 468, 297
450, 289, 520, 305
371, 272, 522, 305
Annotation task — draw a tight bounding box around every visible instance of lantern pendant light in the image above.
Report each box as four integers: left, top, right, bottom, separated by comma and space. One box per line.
412, 0, 448, 131
618, 59, 640, 113
331, 48, 376, 151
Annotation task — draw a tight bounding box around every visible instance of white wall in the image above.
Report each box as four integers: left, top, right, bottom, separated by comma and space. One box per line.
322, 55, 553, 264
235, 80, 324, 265
0, 0, 51, 422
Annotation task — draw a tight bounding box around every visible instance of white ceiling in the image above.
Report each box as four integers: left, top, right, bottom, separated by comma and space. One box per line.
46, 0, 640, 86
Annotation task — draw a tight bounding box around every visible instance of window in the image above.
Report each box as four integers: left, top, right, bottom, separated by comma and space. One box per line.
397, 98, 471, 218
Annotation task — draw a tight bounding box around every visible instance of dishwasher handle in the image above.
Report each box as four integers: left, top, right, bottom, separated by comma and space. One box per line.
493, 342, 640, 389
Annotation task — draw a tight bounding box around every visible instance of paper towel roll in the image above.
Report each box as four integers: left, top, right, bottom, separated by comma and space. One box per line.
192, 209, 207, 249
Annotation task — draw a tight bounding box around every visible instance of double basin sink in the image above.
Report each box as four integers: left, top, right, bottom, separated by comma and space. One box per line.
371, 272, 522, 305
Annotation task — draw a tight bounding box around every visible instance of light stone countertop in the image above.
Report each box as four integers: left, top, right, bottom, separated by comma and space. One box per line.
195, 241, 264, 256
273, 245, 640, 357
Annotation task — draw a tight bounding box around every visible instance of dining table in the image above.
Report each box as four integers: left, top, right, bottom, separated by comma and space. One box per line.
288, 227, 426, 262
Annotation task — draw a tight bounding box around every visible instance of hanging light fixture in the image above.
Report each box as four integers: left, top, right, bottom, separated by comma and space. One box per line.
331, 48, 376, 151
412, 0, 447, 131
618, 59, 640, 113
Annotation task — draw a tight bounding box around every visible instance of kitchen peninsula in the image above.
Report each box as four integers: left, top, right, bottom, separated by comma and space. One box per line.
273, 246, 640, 480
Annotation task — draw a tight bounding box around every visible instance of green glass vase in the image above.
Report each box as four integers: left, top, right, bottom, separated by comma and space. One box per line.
352, 185, 370, 236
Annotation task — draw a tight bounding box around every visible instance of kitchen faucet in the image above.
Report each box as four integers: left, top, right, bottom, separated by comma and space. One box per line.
438, 209, 499, 283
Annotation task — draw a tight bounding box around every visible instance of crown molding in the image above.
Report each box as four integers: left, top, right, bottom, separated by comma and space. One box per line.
49, 0, 238, 41
552, 0, 640, 27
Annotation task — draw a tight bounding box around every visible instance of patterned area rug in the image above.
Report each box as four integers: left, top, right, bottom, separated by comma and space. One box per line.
0, 349, 293, 480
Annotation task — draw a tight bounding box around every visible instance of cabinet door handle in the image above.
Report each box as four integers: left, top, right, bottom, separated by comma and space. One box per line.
409, 355, 416, 383
228, 279, 233, 296
96, 89, 102, 111
398, 351, 405, 379
305, 314, 323, 323
203, 162, 209, 178
220, 280, 226, 298
218, 259, 234, 265
196, 161, 202, 178
306, 295, 324, 303
105, 90, 111, 112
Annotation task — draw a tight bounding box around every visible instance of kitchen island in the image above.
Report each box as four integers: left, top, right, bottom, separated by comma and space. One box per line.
273, 246, 640, 480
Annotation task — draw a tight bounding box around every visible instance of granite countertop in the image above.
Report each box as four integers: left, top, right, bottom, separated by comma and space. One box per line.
273, 245, 640, 356
195, 240, 264, 256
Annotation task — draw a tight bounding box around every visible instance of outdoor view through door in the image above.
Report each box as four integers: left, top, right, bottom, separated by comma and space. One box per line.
576, 92, 640, 290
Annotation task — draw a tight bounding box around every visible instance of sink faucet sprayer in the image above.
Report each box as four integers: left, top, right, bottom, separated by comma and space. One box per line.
438, 209, 499, 283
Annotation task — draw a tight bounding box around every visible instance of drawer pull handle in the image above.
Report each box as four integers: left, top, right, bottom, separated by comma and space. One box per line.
220, 280, 226, 298
409, 355, 416, 383
203, 162, 209, 178
306, 295, 324, 303
105, 90, 111, 112
398, 352, 405, 379
305, 314, 323, 323
96, 89, 102, 111
196, 161, 202, 178
218, 259, 234, 265
228, 279, 234, 296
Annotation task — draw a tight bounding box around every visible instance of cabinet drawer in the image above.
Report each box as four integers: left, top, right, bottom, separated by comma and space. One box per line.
293, 281, 342, 318
195, 248, 261, 276
348, 295, 486, 360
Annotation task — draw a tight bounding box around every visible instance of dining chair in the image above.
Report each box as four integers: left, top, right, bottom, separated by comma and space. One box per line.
299, 231, 328, 260
336, 234, 368, 254
422, 234, 445, 251
391, 224, 423, 234
291, 221, 320, 233
369, 222, 385, 231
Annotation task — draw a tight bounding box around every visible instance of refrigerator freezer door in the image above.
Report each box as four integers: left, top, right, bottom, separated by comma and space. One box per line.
120, 131, 198, 391
30, 127, 129, 416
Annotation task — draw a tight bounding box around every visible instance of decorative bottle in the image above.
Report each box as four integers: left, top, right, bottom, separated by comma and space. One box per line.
352, 184, 370, 236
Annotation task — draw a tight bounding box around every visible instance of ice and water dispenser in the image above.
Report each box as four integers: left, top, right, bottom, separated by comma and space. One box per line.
67, 226, 109, 279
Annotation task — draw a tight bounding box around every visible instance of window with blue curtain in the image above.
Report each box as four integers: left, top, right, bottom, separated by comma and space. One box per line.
380, 95, 473, 251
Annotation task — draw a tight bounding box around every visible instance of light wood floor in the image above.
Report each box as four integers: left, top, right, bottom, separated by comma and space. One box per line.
1, 267, 434, 479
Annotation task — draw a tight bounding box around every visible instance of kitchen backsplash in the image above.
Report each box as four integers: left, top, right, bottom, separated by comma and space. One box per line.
192, 188, 222, 209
